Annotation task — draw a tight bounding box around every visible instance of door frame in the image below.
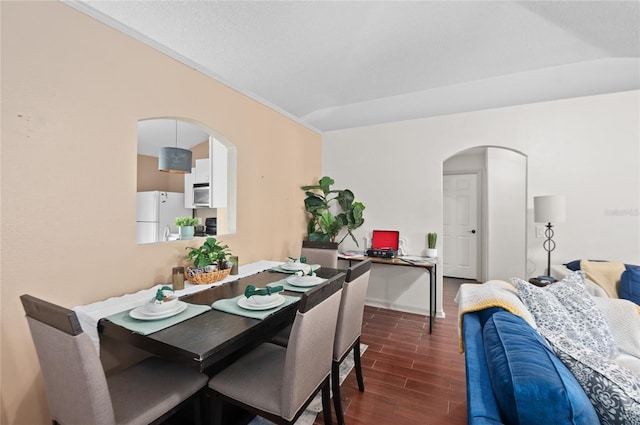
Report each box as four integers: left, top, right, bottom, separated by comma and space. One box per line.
443, 171, 482, 280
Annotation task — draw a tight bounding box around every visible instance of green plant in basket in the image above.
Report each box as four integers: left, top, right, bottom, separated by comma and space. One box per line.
174, 217, 200, 227
186, 237, 232, 269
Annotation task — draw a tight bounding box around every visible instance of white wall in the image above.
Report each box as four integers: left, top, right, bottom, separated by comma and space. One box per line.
323, 90, 640, 316
486, 148, 527, 280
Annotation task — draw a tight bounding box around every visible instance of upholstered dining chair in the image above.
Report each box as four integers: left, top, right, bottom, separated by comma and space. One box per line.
331, 259, 371, 425
301, 240, 339, 269
20, 294, 208, 425
207, 273, 346, 425
269, 259, 371, 425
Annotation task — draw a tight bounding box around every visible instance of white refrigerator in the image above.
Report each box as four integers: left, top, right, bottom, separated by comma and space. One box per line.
136, 191, 191, 244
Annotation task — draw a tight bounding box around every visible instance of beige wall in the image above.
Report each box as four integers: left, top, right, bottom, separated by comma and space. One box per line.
1, 2, 321, 424
136, 154, 186, 192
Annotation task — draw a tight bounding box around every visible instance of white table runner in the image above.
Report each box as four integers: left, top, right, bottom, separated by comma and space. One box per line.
73, 260, 283, 353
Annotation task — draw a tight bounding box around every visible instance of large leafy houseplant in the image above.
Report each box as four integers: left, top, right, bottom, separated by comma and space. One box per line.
301, 176, 365, 246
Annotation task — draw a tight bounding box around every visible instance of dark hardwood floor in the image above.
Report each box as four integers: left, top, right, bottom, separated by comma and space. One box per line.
315, 277, 470, 425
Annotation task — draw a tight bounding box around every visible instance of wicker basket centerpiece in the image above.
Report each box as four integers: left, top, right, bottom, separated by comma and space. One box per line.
185, 266, 231, 285
185, 237, 233, 285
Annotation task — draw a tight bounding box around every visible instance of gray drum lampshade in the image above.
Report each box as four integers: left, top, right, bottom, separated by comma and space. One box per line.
158, 147, 192, 174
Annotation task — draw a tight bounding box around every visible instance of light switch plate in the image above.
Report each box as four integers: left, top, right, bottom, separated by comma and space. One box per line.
536, 225, 545, 238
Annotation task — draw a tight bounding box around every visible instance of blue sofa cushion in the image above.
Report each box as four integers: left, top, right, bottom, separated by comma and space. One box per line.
463, 308, 505, 424
620, 266, 640, 305
483, 311, 599, 425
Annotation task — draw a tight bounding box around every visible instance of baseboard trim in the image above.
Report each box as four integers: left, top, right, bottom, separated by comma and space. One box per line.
364, 300, 445, 318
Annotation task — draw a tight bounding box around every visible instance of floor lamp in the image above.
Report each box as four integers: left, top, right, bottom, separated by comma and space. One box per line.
534, 195, 566, 278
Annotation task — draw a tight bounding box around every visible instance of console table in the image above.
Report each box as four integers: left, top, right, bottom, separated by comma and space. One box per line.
338, 254, 438, 333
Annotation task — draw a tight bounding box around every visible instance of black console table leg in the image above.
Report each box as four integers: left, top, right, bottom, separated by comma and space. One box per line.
429, 265, 436, 334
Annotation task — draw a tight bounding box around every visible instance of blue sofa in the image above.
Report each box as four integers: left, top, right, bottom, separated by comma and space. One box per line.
462, 307, 599, 425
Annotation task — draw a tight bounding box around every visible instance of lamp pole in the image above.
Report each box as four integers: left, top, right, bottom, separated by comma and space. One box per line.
534, 195, 565, 279
542, 222, 555, 276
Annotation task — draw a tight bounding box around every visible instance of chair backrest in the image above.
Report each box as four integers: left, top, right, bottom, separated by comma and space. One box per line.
301, 240, 339, 269
20, 294, 116, 425
280, 273, 345, 420
334, 259, 372, 361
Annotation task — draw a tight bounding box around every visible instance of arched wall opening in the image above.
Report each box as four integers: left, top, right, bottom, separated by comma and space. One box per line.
136, 117, 237, 244
443, 146, 527, 282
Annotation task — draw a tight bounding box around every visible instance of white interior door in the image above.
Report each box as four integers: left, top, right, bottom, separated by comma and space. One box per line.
443, 174, 478, 279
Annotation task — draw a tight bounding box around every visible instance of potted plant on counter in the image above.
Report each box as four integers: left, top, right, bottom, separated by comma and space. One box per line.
185, 237, 233, 284
427, 232, 437, 258
301, 176, 365, 246
175, 217, 200, 240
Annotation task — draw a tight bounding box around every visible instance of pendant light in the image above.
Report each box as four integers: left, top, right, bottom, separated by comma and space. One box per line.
158, 120, 192, 174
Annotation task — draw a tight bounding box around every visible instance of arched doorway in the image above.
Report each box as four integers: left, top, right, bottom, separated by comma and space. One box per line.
443, 146, 527, 282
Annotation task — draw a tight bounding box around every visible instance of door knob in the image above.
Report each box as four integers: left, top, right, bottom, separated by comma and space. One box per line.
470, 229, 476, 234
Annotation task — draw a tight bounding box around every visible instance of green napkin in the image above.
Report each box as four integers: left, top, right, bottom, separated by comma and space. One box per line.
285, 256, 307, 263
105, 303, 211, 335
212, 295, 298, 320
267, 277, 326, 293
244, 284, 283, 297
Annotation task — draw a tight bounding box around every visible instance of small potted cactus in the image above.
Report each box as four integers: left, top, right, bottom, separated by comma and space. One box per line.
427, 232, 437, 258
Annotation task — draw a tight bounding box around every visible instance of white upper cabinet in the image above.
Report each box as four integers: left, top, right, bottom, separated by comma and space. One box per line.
209, 139, 228, 208
184, 167, 195, 208
184, 138, 228, 209
194, 158, 210, 184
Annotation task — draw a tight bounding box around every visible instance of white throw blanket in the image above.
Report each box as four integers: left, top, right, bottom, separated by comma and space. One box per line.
73, 260, 283, 353
454, 280, 536, 353
593, 296, 640, 372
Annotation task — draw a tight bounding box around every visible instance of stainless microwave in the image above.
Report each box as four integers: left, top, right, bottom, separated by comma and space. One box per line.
193, 184, 211, 207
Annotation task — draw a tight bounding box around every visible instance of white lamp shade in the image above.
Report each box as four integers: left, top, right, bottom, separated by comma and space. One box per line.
534, 195, 566, 223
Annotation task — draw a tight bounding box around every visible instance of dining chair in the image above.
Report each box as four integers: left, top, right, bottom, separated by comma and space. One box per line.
20, 294, 208, 425
331, 259, 371, 425
301, 240, 339, 269
207, 273, 346, 425
271, 259, 371, 425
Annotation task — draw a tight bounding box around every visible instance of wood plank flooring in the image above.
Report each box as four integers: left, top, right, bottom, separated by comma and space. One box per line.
315, 277, 469, 425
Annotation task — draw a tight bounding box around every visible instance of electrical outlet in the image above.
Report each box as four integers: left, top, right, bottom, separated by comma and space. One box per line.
536, 225, 545, 238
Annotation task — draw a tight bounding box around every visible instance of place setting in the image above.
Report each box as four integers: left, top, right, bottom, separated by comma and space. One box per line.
269, 257, 321, 274
105, 286, 211, 335
212, 284, 298, 319
267, 274, 327, 293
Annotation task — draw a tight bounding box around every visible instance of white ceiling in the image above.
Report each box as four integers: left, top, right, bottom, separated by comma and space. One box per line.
69, 0, 640, 133
137, 119, 210, 157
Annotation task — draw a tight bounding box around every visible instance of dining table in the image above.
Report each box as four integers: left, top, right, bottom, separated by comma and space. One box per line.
97, 265, 344, 374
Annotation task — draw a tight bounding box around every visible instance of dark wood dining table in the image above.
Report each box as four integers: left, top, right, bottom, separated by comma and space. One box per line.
98, 267, 343, 374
